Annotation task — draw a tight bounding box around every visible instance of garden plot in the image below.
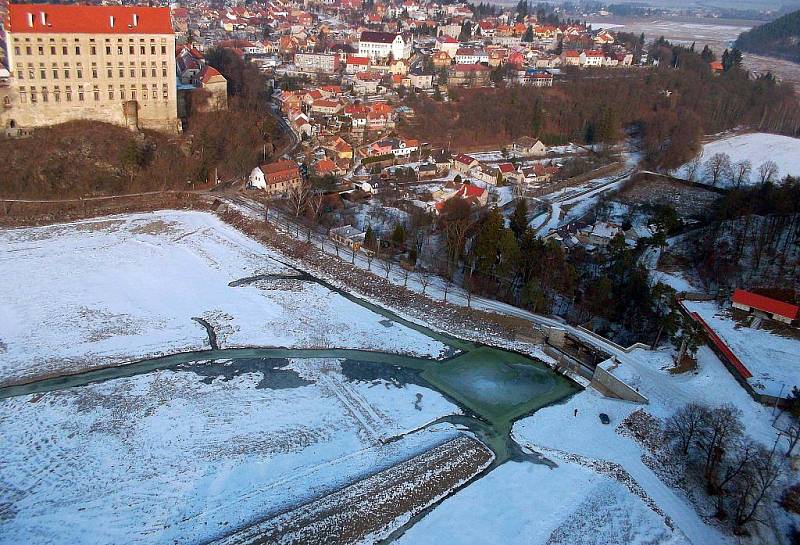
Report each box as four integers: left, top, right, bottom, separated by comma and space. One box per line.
0, 211, 449, 384
0, 358, 462, 545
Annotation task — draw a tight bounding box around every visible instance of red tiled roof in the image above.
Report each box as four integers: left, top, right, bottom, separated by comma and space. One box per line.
453, 153, 476, 165
732, 289, 799, 321
347, 54, 370, 65
498, 162, 515, 173
458, 183, 487, 198
7, 4, 173, 34
199, 65, 224, 84
262, 159, 299, 175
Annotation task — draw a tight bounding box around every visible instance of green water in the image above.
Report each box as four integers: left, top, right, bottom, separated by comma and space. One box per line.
0, 265, 579, 462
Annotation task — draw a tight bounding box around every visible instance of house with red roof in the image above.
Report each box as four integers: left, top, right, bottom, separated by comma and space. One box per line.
346, 55, 370, 74
732, 289, 799, 325
451, 153, 479, 173
249, 160, 302, 196
3, 4, 178, 132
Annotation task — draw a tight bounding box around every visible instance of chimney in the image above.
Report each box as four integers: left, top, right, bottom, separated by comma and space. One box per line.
109, 15, 115, 28
132, 13, 139, 26
40, 12, 47, 25
27, 12, 34, 27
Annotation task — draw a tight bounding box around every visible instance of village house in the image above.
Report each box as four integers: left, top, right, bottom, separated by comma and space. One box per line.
510, 136, 547, 157
561, 50, 581, 66
451, 153, 479, 173
731, 289, 799, 325
580, 50, 604, 67
345, 54, 370, 74
248, 160, 302, 197
454, 47, 489, 65
435, 34, 460, 57
432, 50, 453, 68
519, 69, 554, 87
310, 98, 342, 116
353, 71, 382, 95
576, 221, 622, 247
357, 31, 411, 60
329, 224, 366, 249
448, 63, 491, 87
294, 52, 339, 74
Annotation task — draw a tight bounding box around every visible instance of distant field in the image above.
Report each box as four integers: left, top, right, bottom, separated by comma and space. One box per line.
587, 16, 800, 92
675, 132, 800, 186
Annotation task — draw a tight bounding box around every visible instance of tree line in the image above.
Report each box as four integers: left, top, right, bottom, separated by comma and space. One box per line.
406, 42, 800, 170
662, 397, 798, 536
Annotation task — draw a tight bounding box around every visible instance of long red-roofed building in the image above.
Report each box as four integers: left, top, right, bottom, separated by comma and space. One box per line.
2, 4, 179, 132
732, 289, 799, 324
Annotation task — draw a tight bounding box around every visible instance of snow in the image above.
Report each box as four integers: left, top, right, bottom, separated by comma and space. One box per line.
513, 342, 785, 545
0, 211, 448, 384
0, 358, 462, 545
651, 270, 697, 293
682, 300, 800, 397
393, 460, 687, 545
677, 133, 800, 186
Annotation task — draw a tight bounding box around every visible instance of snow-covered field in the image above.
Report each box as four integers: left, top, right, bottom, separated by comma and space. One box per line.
677, 133, 800, 186
394, 460, 688, 545
683, 300, 800, 397
0, 211, 448, 384
0, 358, 462, 545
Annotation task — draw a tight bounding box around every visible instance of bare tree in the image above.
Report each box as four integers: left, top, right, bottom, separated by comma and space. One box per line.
698, 404, 744, 486
733, 160, 752, 188
665, 402, 709, 456
417, 268, 432, 295
364, 249, 375, 271
685, 156, 702, 182
332, 234, 341, 258
731, 443, 785, 532
379, 250, 393, 278
401, 265, 411, 287
783, 418, 800, 458
287, 181, 310, 236
713, 437, 760, 518
757, 160, 778, 186
307, 190, 324, 242
704, 153, 732, 187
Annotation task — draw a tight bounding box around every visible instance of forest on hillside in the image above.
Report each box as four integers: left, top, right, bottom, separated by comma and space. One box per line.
404, 41, 800, 171
735, 10, 800, 63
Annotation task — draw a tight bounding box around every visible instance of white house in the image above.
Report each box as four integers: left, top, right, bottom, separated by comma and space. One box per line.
454, 47, 488, 65
358, 31, 411, 60
580, 50, 604, 67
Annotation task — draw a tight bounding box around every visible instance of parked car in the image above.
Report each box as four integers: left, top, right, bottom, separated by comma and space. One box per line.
599, 413, 610, 425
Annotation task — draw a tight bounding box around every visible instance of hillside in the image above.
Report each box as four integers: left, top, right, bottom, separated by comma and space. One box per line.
735, 10, 800, 63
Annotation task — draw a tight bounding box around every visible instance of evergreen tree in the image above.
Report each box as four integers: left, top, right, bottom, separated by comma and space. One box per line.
496, 229, 521, 280
458, 21, 472, 42
364, 225, 377, 250
390, 224, 406, 246
700, 44, 715, 62
496, 171, 504, 187
510, 198, 529, 238
522, 25, 534, 43
473, 208, 504, 275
